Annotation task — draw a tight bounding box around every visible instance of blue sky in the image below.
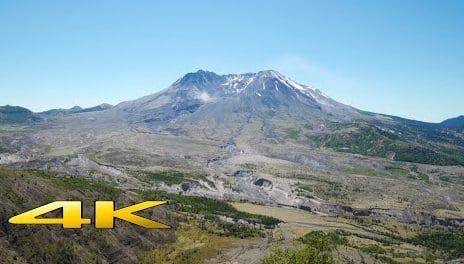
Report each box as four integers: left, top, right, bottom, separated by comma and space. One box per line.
1, 0, 463, 122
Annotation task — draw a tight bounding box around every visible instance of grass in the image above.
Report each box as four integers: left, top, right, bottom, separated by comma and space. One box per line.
360, 244, 387, 254
439, 176, 451, 182
262, 231, 345, 264
384, 165, 430, 183
131, 169, 215, 187
5, 170, 120, 206
296, 178, 350, 202
56, 244, 78, 264
300, 231, 348, 250
30, 169, 121, 199
241, 163, 258, 170
283, 127, 300, 140
137, 189, 280, 239
140, 227, 238, 264
344, 165, 387, 177
233, 202, 454, 262
344, 223, 464, 261
384, 166, 412, 178
409, 229, 464, 259
133, 170, 193, 185
344, 164, 430, 183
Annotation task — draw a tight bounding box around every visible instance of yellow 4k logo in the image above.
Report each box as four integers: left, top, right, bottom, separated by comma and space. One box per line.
8, 201, 170, 229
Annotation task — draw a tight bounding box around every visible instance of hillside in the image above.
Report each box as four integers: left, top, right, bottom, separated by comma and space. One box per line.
0, 106, 40, 124
441, 115, 464, 130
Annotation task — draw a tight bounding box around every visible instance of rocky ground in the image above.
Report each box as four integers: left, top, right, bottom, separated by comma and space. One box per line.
1, 121, 464, 263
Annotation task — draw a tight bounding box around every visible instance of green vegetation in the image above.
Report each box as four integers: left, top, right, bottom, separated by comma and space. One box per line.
262, 231, 346, 264
384, 165, 430, 183
384, 165, 411, 177
216, 221, 259, 238
132, 169, 214, 187
139, 189, 281, 228
360, 244, 387, 255
296, 177, 351, 201
0, 167, 176, 264
344, 165, 387, 177
140, 228, 238, 264
394, 145, 464, 167
55, 244, 78, 264
138, 189, 280, 238
340, 224, 464, 261
133, 170, 193, 185
283, 127, 300, 140
310, 122, 464, 166
409, 230, 464, 259
439, 175, 451, 182
300, 231, 348, 250
0, 167, 121, 201
31, 169, 121, 199
344, 164, 431, 183
241, 163, 258, 170
261, 245, 333, 264
5, 191, 27, 207
0, 105, 39, 124
304, 124, 313, 130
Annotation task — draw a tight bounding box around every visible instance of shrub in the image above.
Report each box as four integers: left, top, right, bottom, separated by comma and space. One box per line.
410, 230, 464, 259
262, 244, 334, 264
55, 244, 77, 264
139, 190, 280, 228
262, 231, 346, 264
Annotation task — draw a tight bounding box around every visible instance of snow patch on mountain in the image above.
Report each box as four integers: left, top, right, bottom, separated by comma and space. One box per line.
195, 90, 214, 102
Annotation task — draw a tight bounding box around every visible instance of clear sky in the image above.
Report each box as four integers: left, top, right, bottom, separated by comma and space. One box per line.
1, 0, 463, 122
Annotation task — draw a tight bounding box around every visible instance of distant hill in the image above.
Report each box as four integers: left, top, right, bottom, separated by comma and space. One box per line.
441, 115, 464, 130
0, 105, 40, 124
38, 103, 113, 117
0, 103, 113, 124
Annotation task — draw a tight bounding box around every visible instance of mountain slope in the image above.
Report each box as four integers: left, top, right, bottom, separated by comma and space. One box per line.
441, 115, 464, 130
38, 103, 113, 117
115, 70, 362, 127
6, 70, 463, 167
107, 70, 464, 166
0, 105, 40, 124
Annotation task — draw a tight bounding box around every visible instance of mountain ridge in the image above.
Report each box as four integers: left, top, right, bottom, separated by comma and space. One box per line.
441, 115, 464, 130
1, 70, 461, 125
113, 69, 362, 130
1, 70, 464, 165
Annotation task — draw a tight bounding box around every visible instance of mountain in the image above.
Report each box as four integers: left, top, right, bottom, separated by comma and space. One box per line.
2, 71, 464, 166
4, 70, 464, 166
0, 104, 113, 123
38, 103, 113, 117
0, 105, 40, 124
106, 70, 463, 166
116, 70, 361, 127
441, 115, 464, 130
2, 70, 464, 263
